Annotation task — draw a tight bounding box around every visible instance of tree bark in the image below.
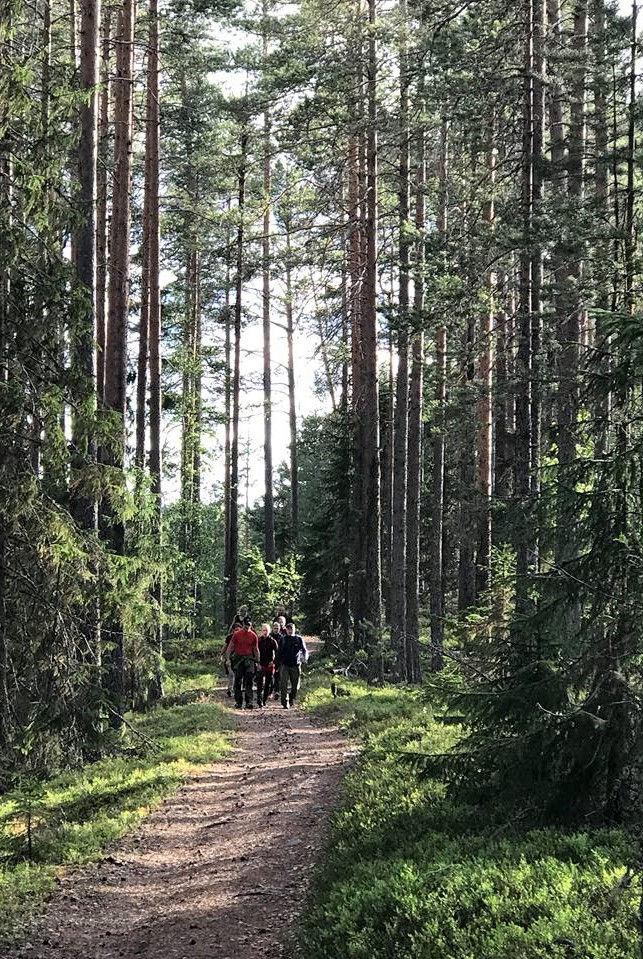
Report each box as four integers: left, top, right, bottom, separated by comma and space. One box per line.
103, 0, 136, 719
285, 217, 299, 543
623, 0, 636, 316
430, 118, 449, 671
70, 0, 100, 533
475, 126, 496, 594
357, 0, 382, 648
146, 0, 162, 702
380, 331, 393, 616
225, 130, 247, 627
406, 112, 425, 684
223, 197, 232, 603
514, 0, 545, 621
391, 0, 410, 677
556, 0, 588, 565
135, 164, 150, 471
592, 0, 610, 457
261, 0, 275, 565
96, 5, 110, 406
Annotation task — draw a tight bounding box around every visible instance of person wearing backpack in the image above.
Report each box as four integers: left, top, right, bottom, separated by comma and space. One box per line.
279, 622, 308, 709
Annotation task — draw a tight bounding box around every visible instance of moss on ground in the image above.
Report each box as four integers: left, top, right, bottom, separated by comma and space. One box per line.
300, 666, 639, 959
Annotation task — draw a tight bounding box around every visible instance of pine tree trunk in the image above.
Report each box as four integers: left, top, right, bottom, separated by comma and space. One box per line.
430, 118, 449, 672
556, 0, 588, 565
391, 0, 410, 677
71, 0, 100, 532
406, 114, 425, 684
358, 0, 382, 650
96, 5, 110, 406
135, 168, 150, 471
475, 127, 496, 594
180, 247, 197, 547
261, 0, 275, 565
193, 252, 202, 507
514, 0, 544, 618
592, 0, 611, 457
69, 0, 79, 269
146, 0, 162, 702
530, 0, 544, 508
103, 0, 136, 720
285, 219, 299, 543
458, 306, 476, 611
33, 0, 52, 478
494, 272, 513, 513
379, 332, 393, 617
348, 32, 365, 636
225, 131, 247, 626
341, 201, 350, 412
623, 0, 636, 317
223, 199, 232, 606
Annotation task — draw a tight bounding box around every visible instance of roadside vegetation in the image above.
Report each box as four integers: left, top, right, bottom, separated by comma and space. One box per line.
301, 664, 639, 959
0, 658, 230, 944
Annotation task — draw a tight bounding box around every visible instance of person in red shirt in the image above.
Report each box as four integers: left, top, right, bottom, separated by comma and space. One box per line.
221, 614, 243, 697
227, 617, 259, 709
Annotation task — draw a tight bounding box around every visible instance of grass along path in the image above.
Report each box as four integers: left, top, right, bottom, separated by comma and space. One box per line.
0, 660, 233, 946
3, 644, 352, 959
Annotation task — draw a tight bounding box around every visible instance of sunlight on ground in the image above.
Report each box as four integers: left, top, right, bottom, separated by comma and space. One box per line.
0, 660, 232, 944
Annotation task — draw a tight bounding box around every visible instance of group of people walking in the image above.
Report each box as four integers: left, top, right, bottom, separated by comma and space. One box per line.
223, 614, 309, 710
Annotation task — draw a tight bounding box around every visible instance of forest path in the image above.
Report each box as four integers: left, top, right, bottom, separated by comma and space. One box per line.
10, 641, 352, 959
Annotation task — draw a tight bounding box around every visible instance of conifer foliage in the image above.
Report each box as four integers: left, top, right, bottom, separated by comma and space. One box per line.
1, 0, 642, 826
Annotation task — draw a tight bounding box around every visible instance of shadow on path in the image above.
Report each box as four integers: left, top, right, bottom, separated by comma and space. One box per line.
8, 650, 352, 959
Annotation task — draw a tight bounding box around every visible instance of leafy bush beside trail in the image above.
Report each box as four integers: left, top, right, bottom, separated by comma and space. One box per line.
300, 674, 639, 959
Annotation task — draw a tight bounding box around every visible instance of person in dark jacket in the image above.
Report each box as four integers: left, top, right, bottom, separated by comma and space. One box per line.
256, 623, 279, 706
228, 617, 259, 709
279, 622, 308, 709
273, 616, 288, 700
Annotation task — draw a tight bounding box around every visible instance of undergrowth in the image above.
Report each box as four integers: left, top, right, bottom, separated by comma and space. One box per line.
300, 666, 639, 959
0, 658, 230, 944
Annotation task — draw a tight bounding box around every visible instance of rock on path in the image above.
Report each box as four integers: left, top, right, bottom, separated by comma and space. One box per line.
7, 659, 351, 959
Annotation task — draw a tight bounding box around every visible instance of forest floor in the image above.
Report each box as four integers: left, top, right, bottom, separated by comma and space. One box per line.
6, 641, 354, 959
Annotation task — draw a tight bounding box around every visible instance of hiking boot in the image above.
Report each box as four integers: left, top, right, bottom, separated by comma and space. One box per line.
282, 702, 290, 710
246, 702, 254, 709
234, 702, 243, 709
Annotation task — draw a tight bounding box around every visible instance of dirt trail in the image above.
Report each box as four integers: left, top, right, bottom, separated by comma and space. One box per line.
8, 645, 351, 959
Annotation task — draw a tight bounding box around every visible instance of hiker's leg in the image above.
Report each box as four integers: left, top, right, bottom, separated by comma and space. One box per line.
289, 666, 302, 704
280, 666, 290, 706
273, 667, 280, 699
243, 661, 254, 707
256, 669, 264, 706
233, 662, 243, 706
264, 669, 274, 703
